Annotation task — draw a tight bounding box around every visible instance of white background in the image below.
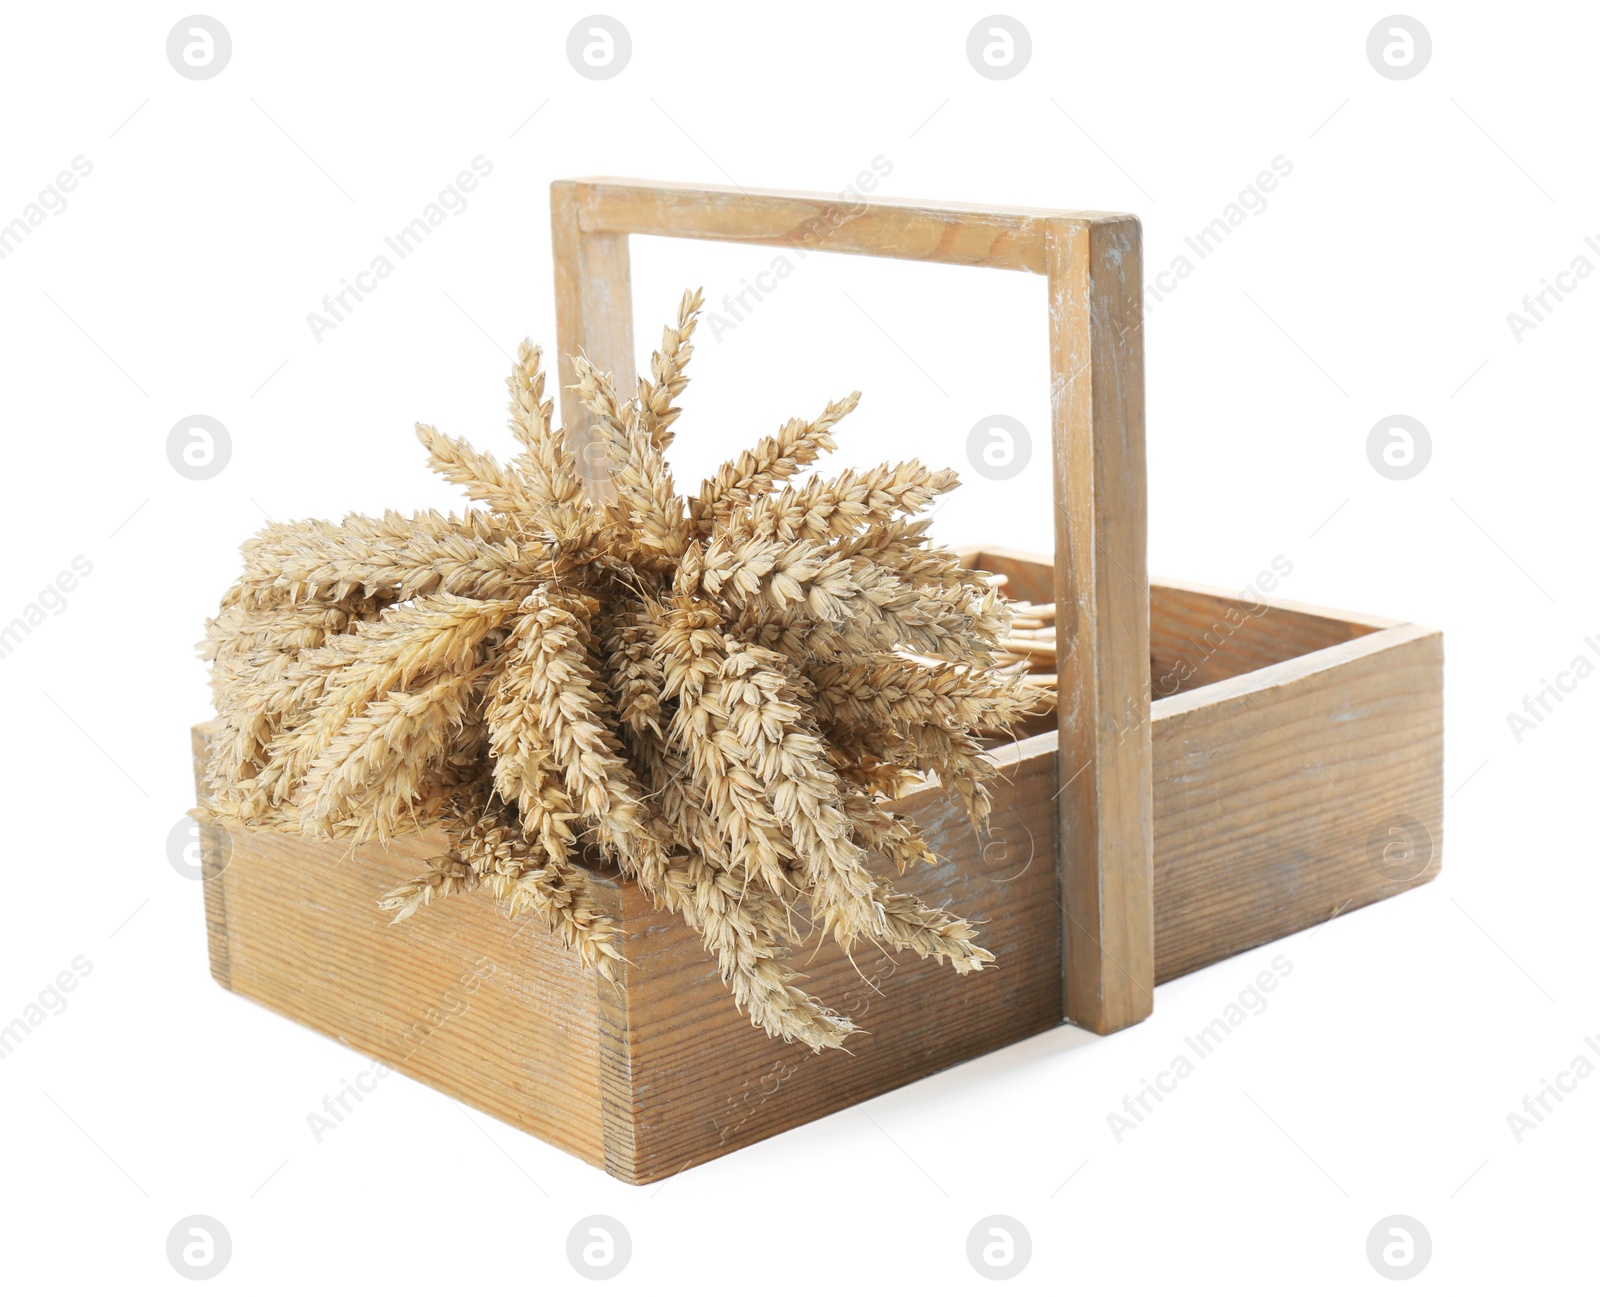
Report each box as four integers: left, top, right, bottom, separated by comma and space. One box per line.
1, 2, 1594, 1291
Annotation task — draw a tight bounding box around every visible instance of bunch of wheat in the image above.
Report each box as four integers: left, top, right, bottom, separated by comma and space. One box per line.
201, 291, 1042, 1050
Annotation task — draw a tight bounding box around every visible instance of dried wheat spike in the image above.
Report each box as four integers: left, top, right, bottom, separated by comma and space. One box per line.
201, 290, 1044, 1051
379, 852, 480, 923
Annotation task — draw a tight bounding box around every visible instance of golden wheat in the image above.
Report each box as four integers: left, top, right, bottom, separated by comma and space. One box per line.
201, 291, 1046, 1050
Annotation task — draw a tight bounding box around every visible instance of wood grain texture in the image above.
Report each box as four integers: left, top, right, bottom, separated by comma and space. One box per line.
191, 534, 1442, 1183
590, 869, 641, 1180
562, 176, 1115, 272
957, 545, 1057, 604
192, 726, 613, 1170
1149, 576, 1391, 700
185, 175, 1444, 1181
551, 180, 635, 497
1149, 622, 1444, 982
193, 723, 1061, 1184
961, 548, 1401, 701
553, 179, 1154, 1039
1046, 216, 1154, 1034
960, 548, 1442, 983
606, 738, 1062, 1182
188, 556, 1442, 1179
191, 724, 232, 991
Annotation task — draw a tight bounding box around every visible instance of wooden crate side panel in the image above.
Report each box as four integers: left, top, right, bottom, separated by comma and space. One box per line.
959, 547, 1057, 603
1149, 578, 1387, 700
192, 730, 611, 1168
611, 740, 1063, 1183
1150, 626, 1444, 982
958, 548, 1389, 700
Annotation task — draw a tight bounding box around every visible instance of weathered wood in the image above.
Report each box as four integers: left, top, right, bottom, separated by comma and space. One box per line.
608, 741, 1062, 1181
554, 179, 1154, 1039
193, 727, 612, 1169
563, 176, 1108, 272
187, 178, 1444, 1184
550, 181, 634, 497
963, 544, 1403, 709
590, 869, 640, 1181
1150, 622, 1444, 981
191, 725, 232, 991
192, 722, 1061, 1184
1149, 576, 1395, 700
189, 563, 1443, 1181
958, 549, 1444, 982
957, 545, 1056, 603
1046, 216, 1154, 1034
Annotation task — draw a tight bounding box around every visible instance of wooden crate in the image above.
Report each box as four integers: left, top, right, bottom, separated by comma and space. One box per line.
191, 570, 1440, 1182
191, 180, 1442, 1183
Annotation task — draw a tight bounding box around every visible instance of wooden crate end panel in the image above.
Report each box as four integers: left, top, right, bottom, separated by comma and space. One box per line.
1148, 583, 1378, 699
214, 825, 612, 1170
1151, 627, 1443, 983
191, 723, 230, 989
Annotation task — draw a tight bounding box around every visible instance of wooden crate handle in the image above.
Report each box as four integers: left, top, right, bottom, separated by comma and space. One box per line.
549, 176, 1153, 1035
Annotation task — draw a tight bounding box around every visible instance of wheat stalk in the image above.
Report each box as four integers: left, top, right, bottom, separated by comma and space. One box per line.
201, 291, 1047, 1051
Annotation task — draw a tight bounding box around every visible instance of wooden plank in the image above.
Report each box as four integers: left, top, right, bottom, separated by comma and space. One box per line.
550, 180, 635, 497
1149, 624, 1444, 981
592, 874, 641, 1181
958, 546, 1056, 603
963, 548, 1392, 698
1046, 215, 1154, 1034
192, 725, 613, 1170
612, 735, 1062, 1183
191, 725, 232, 991
1148, 576, 1386, 701
1154, 574, 1405, 634
564, 176, 1109, 273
